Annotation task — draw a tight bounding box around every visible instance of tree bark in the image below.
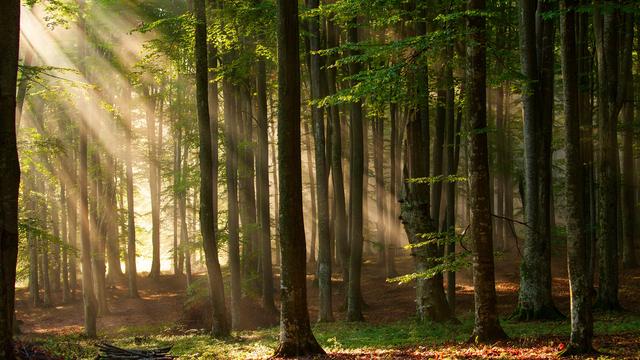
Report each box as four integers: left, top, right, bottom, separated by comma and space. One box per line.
559, 1, 594, 353
514, 0, 561, 320
467, 0, 507, 342
0, 3, 20, 355
256, 57, 277, 314
194, 0, 231, 337
273, 0, 325, 355
346, 18, 365, 322
223, 78, 242, 329
593, 0, 623, 310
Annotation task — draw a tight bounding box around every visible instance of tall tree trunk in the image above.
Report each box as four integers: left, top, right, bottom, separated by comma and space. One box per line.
373, 114, 385, 268
270, 121, 281, 267
306, 0, 332, 322
593, 0, 623, 310
621, 14, 637, 270
444, 60, 459, 314
559, 1, 594, 353
105, 155, 123, 282
399, 3, 453, 324
238, 87, 259, 287
223, 78, 242, 329
386, 104, 399, 279
256, 58, 276, 314
145, 87, 161, 280
51, 191, 61, 293
467, 0, 507, 342
77, 2, 97, 333
346, 18, 365, 322
514, 0, 561, 320
273, 0, 325, 355
304, 123, 318, 268
194, 0, 231, 337
123, 86, 138, 298
326, 18, 349, 287
91, 153, 108, 315
60, 184, 70, 303
0, 2, 20, 352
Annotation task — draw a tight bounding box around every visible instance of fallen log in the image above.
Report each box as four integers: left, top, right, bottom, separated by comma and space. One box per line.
95, 343, 173, 359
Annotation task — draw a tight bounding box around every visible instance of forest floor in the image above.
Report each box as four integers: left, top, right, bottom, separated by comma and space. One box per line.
14, 247, 640, 359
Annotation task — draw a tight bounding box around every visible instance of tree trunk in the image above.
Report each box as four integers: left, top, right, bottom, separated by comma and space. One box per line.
346, 18, 365, 322
223, 78, 242, 329
621, 13, 637, 270
273, 0, 325, 355
0, 4, 20, 355
386, 103, 398, 278
306, 0, 333, 322
123, 86, 139, 298
467, 0, 507, 342
145, 87, 161, 280
559, 1, 594, 353
60, 185, 70, 303
514, 0, 561, 320
304, 123, 318, 269
593, 0, 623, 310
238, 87, 259, 287
326, 18, 349, 288
256, 58, 276, 314
51, 191, 61, 293
194, 0, 232, 337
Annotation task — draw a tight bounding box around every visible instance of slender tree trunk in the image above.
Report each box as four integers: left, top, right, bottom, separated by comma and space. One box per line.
194, 0, 231, 337
123, 87, 138, 298
385, 103, 398, 278
60, 184, 70, 303
273, 0, 325, 355
306, 0, 332, 321
467, 0, 507, 342
373, 114, 385, 268
304, 123, 318, 268
326, 19, 349, 287
559, 1, 594, 353
51, 192, 61, 293
91, 153, 108, 315
593, 0, 623, 310
346, 18, 365, 322
621, 14, 637, 270
223, 77, 242, 329
0, 2, 20, 350
514, 0, 561, 320
145, 87, 161, 280
237, 87, 259, 287
270, 122, 281, 267
256, 59, 276, 314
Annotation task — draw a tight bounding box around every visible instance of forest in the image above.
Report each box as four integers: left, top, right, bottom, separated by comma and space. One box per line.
1, 0, 640, 358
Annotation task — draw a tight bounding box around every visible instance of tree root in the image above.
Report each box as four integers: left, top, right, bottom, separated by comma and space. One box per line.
508, 304, 565, 321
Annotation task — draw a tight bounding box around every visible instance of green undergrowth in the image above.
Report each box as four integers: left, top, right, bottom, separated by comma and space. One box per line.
24, 312, 640, 359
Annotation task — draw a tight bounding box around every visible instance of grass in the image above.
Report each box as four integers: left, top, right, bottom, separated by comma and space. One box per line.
25, 312, 640, 359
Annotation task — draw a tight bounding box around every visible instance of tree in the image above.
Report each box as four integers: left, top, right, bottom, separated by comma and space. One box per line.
559, 0, 594, 353
514, 0, 561, 320
78, 0, 98, 337
399, 1, 454, 324
347, 17, 365, 323
272, 0, 325, 355
0, 0, 21, 356
123, 86, 138, 298
256, 49, 276, 314
466, 0, 507, 342
194, 0, 231, 337
593, 0, 624, 310
306, 0, 333, 322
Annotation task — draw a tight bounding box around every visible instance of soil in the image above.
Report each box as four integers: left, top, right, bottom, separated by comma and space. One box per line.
15, 246, 640, 336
